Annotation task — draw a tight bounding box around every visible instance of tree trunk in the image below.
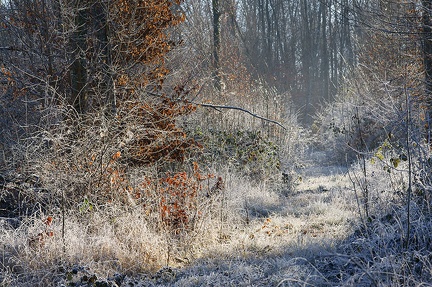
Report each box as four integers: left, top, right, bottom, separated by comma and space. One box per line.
301, 0, 312, 123
423, 0, 432, 143
92, 1, 115, 116
212, 0, 222, 92
70, 0, 88, 114
320, 0, 329, 101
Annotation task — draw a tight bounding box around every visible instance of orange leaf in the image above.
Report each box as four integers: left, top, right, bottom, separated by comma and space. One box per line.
45, 216, 53, 226
112, 151, 121, 160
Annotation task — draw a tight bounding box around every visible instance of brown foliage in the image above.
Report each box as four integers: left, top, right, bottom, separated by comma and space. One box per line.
118, 96, 199, 165
112, 0, 185, 92
109, 0, 199, 166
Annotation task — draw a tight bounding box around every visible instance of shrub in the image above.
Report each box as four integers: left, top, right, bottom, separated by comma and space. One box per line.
188, 128, 281, 181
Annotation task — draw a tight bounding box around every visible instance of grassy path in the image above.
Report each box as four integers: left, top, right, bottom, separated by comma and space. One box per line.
129, 163, 361, 286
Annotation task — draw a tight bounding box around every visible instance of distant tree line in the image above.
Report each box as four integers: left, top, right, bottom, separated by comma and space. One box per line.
183, 0, 432, 124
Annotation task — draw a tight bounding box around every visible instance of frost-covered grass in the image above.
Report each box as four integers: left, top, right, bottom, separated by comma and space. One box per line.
2, 151, 432, 286
0, 165, 356, 286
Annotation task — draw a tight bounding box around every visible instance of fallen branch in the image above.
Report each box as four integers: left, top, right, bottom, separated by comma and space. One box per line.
196, 102, 286, 130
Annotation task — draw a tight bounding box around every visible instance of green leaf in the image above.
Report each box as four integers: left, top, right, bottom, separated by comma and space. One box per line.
390, 158, 400, 168
376, 151, 384, 161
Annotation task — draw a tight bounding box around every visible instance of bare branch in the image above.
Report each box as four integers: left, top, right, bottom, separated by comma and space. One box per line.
0, 46, 21, 51
196, 102, 286, 130
145, 90, 287, 130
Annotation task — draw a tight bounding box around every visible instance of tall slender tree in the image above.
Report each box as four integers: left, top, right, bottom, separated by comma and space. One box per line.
212, 0, 222, 92
423, 0, 432, 142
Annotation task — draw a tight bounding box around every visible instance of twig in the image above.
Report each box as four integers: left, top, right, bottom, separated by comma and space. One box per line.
0, 46, 21, 51
404, 81, 412, 250
62, 187, 66, 254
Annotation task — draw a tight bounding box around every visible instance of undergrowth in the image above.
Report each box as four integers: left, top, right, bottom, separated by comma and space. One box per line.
188, 128, 281, 181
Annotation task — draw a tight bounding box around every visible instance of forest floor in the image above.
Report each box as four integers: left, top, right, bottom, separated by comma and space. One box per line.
112, 151, 362, 286
4, 149, 416, 286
